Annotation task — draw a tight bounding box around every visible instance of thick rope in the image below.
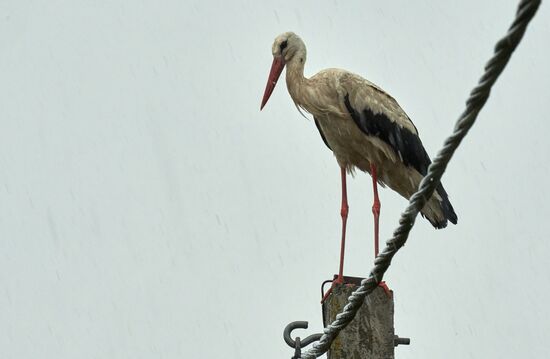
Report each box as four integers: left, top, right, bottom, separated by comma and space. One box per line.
300, 0, 541, 357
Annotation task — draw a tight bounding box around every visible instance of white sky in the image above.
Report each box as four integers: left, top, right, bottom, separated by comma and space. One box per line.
1, 1, 549, 358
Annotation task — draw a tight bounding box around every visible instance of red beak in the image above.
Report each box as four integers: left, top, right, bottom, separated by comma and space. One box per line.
260, 56, 286, 110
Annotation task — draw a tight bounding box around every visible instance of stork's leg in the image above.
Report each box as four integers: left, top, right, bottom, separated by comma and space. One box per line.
337, 166, 349, 284
370, 163, 391, 297
370, 163, 381, 257
321, 166, 349, 303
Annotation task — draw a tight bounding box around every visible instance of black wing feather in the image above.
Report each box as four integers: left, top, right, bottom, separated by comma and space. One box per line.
314, 117, 332, 151
344, 93, 457, 226
344, 93, 430, 175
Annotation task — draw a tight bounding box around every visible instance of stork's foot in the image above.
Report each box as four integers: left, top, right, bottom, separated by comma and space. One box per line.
321, 276, 355, 303
378, 281, 392, 298
321, 285, 333, 303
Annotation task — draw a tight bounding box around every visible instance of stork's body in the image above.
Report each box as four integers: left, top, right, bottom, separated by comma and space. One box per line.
288, 67, 456, 227
261, 32, 457, 291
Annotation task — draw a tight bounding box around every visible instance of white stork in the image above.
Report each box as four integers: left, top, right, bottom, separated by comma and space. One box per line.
260, 32, 457, 290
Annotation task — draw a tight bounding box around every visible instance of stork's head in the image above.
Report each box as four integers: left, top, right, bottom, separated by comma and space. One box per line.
261, 32, 306, 110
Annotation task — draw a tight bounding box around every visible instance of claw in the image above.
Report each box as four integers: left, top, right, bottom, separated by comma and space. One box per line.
378, 281, 392, 298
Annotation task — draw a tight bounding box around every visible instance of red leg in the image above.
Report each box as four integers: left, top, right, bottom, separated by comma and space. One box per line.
321, 166, 349, 303
370, 163, 381, 257
337, 166, 349, 284
370, 163, 391, 298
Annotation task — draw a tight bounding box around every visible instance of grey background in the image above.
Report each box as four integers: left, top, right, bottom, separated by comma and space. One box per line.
1, 1, 549, 358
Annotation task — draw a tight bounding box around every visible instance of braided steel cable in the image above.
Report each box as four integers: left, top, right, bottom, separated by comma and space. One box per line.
300, 0, 541, 357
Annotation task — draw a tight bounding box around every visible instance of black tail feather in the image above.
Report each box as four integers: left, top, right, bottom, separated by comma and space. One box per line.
420, 183, 457, 229
436, 183, 458, 226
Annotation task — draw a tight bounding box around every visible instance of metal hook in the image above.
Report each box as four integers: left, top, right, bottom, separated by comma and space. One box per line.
283, 321, 322, 349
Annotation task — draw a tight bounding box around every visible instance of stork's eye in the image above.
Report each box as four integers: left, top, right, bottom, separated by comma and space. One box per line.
280, 40, 288, 51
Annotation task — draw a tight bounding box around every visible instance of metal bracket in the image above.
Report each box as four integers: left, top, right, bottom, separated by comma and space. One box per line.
394, 335, 411, 347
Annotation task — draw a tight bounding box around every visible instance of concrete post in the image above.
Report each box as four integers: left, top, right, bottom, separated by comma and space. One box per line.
322, 277, 395, 359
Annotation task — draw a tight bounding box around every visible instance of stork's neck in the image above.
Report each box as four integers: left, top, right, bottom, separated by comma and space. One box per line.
285, 57, 308, 107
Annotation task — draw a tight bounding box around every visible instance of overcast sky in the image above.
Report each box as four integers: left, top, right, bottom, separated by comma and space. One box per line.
1, 1, 549, 358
